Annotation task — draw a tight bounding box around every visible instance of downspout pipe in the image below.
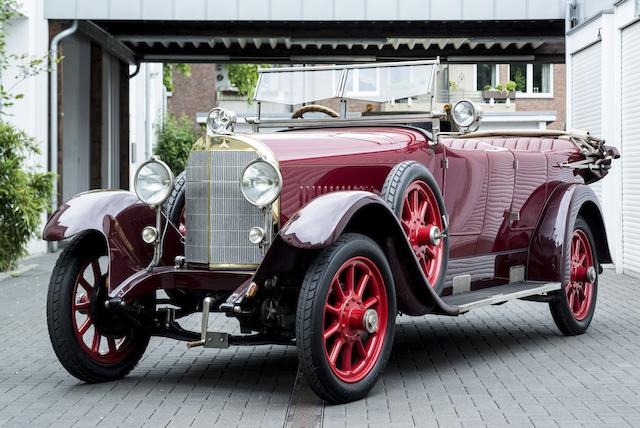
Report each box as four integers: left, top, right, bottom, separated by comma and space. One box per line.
48, 20, 78, 252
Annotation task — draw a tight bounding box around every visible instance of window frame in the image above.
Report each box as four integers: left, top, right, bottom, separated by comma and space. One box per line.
473, 64, 500, 91
507, 63, 554, 98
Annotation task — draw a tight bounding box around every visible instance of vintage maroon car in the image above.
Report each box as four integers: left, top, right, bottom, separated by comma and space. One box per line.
43, 60, 619, 403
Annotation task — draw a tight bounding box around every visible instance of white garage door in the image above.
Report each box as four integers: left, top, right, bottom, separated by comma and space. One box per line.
622, 22, 640, 276
572, 42, 603, 201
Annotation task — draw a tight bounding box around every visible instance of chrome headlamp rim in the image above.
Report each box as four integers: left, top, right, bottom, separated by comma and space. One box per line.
452, 99, 482, 129
133, 156, 175, 207
207, 107, 237, 135
240, 159, 283, 208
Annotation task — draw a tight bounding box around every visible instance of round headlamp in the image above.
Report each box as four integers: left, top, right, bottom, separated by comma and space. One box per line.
452, 99, 481, 129
134, 157, 174, 206
207, 107, 237, 135
240, 160, 282, 207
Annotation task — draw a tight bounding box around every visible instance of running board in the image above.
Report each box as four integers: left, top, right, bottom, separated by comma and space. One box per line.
441, 281, 561, 314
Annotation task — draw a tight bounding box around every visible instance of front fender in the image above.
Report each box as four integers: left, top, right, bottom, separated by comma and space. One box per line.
279, 191, 384, 248
226, 191, 458, 316
528, 183, 611, 284
43, 190, 181, 293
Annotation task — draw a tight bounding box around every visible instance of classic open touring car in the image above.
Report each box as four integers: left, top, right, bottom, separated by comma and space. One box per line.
44, 59, 619, 403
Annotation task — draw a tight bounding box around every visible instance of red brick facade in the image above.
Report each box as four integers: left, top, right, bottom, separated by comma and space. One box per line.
167, 63, 216, 127
498, 64, 566, 130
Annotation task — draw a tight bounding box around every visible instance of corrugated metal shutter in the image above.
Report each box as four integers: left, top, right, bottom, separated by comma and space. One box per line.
572, 43, 603, 201
622, 23, 640, 276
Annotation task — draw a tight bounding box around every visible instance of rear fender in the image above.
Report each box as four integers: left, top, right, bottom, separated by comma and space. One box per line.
43, 190, 182, 293
227, 191, 458, 316
527, 183, 612, 284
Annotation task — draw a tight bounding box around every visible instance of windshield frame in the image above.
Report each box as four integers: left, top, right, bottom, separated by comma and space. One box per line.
253, 58, 439, 107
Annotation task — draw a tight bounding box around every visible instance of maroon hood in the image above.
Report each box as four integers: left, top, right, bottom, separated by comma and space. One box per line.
249, 127, 430, 223
253, 127, 427, 164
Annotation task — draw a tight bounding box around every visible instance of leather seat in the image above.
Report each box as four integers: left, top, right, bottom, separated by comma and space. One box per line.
440, 137, 576, 152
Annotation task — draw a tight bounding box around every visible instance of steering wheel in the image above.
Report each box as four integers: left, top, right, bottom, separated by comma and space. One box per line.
291, 104, 339, 119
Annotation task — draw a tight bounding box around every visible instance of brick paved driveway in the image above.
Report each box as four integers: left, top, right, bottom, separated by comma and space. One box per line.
1, 252, 639, 427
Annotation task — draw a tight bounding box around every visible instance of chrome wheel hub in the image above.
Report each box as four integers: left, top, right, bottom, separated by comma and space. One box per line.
362, 309, 379, 333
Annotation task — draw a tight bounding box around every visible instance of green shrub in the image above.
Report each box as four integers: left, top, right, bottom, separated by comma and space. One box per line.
0, 122, 52, 271
505, 80, 517, 92
154, 115, 199, 174
513, 68, 526, 92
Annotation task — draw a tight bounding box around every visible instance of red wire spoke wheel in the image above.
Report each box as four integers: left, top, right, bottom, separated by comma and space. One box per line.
297, 233, 396, 403
71, 259, 136, 364
322, 257, 388, 383
549, 217, 599, 336
47, 232, 150, 383
400, 181, 445, 287
566, 229, 595, 321
381, 161, 449, 294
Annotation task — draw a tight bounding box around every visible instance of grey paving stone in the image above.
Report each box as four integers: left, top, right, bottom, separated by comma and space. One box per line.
2, 254, 639, 427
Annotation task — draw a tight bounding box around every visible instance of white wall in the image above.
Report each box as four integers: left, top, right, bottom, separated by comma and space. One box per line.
44, 0, 566, 21
566, 0, 639, 273
128, 62, 164, 189
3, 0, 50, 255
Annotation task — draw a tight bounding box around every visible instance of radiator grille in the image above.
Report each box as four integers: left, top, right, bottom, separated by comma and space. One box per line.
184, 150, 263, 268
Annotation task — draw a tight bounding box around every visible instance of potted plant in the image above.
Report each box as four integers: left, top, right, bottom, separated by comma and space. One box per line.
482, 81, 517, 102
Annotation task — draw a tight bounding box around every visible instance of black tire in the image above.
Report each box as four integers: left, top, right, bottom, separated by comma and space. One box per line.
165, 170, 186, 227
549, 217, 599, 335
296, 233, 397, 403
381, 160, 449, 295
163, 171, 200, 308
46, 232, 150, 383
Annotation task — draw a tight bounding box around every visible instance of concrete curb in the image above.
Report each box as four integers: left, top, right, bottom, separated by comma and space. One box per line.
0, 263, 38, 283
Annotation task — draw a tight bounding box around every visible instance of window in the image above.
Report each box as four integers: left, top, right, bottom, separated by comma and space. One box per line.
476, 64, 498, 90
345, 68, 379, 96
508, 63, 553, 97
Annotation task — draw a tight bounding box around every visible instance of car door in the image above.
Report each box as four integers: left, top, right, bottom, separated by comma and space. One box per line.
441, 144, 489, 258
475, 145, 516, 254
509, 150, 548, 250
441, 139, 516, 290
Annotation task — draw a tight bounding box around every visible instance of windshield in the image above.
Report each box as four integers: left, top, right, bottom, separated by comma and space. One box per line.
254, 60, 437, 106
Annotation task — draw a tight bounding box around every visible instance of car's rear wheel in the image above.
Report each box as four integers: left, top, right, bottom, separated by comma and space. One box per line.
381, 161, 448, 294
47, 232, 150, 382
549, 217, 598, 335
296, 233, 396, 403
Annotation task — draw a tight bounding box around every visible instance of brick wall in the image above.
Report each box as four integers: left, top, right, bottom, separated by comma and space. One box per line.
167, 63, 216, 127
498, 63, 566, 130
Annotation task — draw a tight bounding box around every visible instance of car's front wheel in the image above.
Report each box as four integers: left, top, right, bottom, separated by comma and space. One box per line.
46, 232, 150, 383
296, 233, 396, 403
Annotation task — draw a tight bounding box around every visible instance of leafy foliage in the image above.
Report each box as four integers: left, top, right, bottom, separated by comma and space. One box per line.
154, 115, 198, 174
0, 123, 53, 271
513, 68, 526, 92
225, 64, 270, 102
162, 63, 192, 92
0, 0, 54, 271
483, 81, 518, 93
0, 0, 57, 111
